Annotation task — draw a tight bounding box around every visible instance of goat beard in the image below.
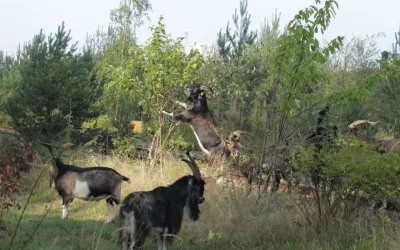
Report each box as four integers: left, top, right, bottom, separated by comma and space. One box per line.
187, 192, 200, 221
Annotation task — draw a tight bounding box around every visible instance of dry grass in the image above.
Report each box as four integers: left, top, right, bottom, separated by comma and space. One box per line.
2, 151, 400, 249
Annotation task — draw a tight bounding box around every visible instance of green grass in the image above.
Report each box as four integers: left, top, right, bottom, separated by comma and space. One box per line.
2, 153, 400, 250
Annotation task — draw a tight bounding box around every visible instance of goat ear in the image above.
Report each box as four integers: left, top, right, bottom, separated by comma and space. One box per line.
199, 85, 214, 97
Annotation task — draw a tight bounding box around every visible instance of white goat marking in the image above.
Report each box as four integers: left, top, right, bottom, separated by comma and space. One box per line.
190, 125, 211, 156
62, 205, 68, 219
72, 180, 90, 199
105, 202, 114, 223
174, 100, 188, 109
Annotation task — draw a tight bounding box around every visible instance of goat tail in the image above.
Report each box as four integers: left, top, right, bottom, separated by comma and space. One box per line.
122, 176, 131, 184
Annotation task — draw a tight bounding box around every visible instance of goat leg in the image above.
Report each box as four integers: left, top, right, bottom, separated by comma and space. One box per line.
62, 205, 68, 219
157, 228, 168, 250
163, 110, 194, 123
62, 197, 72, 219
162, 110, 174, 117
105, 198, 114, 223
173, 100, 188, 109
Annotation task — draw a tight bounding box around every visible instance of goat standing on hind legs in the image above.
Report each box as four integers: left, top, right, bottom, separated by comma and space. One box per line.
41, 143, 131, 223
162, 85, 252, 165
162, 85, 220, 155
118, 150, 205, 250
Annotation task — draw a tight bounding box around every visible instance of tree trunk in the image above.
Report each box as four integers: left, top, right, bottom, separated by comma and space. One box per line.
149, 130, 159, 167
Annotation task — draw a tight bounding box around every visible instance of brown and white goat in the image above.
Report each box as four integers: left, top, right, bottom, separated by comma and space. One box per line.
42, 143, 131, 223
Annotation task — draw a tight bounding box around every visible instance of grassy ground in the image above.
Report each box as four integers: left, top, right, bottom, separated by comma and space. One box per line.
2, 152, 400, 250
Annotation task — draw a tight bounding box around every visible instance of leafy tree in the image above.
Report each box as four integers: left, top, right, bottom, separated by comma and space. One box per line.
356, 29, 400, 132
107, 17, 203, 163
327, 35, 382, 128
253, 0, 400, 228
264, 0, 345, 143
7, 23, 101, 140
245, 0, 345, 195
212, 0, 259, 132
370, 55, 400, 131
91, 0, 152, 134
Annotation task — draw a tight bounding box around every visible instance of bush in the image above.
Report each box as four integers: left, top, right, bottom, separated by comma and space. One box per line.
112, 136, 137, 155
167, 133, 193, 151
292, 137, 400, 229
0, 133, 34, 213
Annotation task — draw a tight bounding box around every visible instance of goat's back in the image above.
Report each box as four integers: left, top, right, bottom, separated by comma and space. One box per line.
55, 161, 128, 196
120, 187, 186, 229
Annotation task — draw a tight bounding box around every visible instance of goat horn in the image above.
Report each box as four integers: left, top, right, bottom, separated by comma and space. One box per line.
181, 149, 202, 180
199, 85, 214, 96
229, 130, 255, 141
348, 120, 380, 129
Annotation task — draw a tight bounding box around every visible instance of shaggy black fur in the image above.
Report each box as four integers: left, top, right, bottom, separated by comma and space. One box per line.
306, 106, 338, 187
119, 175, 205, 250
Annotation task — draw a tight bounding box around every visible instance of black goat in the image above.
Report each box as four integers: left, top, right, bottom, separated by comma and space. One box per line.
118, 150, 205, 250
163, 85, 249, 161
305, 106, 339, 187
42, 143, 131, 223
163, 85, 221, 156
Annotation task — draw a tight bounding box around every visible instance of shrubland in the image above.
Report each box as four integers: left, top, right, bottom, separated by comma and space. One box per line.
2, 0, 400, 249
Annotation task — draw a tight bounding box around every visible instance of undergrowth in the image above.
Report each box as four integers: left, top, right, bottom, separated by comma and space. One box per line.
2, 152, 400, 250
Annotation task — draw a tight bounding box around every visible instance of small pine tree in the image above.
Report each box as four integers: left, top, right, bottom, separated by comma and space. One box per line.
217, 0, 257, 60
7, 22, 101, 140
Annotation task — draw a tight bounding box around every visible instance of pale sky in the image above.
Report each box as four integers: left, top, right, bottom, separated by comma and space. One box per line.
0, 0, 399, 56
